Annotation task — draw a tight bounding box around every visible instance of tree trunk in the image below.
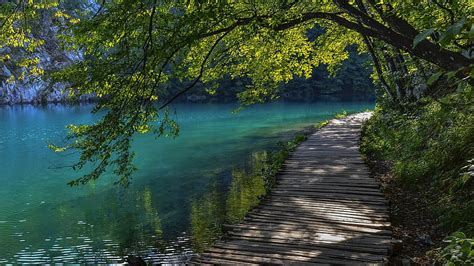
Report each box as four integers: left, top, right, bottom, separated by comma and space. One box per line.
383, 50, 405, 100
354, 0, 395, 100
362, 35, 395, 100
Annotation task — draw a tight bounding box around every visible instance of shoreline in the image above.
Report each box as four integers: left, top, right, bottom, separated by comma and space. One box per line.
0, 99, 375, 107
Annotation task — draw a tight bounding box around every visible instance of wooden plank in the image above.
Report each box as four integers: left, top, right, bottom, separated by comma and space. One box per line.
282, 168, 370, 173
276, 179, 378, 186
284, 161, 367, 166
282, 166, 369, 170
284, 162, 367, 166
245, 212, 391, 229
211, 241, 385, 262
279, 170, 372, 176
225, 223, 391, 239
224, 222, 392, 237
257, 203, 389, 218
206, 246, 380, 264
199, 251, 319, 265
278, 174, 375, 180
250, 210, 387, 225
252, 206, 389, 221
274, 184, 382, 193
261, 197, 389, 210
268, 193, 389, 205
276, 180, 379, 187
227, 223, 391, 238
226, 235, 390, 255
276, 179, 380, 188
284, 161, 366, 165
191, 256, 258, 265
271, 187, 384, 197
254, 202, 387, 216
257, 204, 388, 219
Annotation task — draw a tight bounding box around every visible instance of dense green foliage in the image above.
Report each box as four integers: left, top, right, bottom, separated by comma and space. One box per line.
361, 89, 473, 261
438, 232, 474, 265
361, 90, 474, 235
2, 0, 472, 185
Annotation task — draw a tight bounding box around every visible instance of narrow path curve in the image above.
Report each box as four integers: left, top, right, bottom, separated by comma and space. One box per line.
192, 112, 392, 265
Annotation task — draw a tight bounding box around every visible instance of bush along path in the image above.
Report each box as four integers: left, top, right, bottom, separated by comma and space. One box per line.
191, 112, 393, 264
361, 94, 474, 265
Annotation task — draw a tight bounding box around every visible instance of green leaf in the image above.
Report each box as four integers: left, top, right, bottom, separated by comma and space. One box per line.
413, 28, 434, 48
446, 71, 457, 80
453, 231, 467, 239
427, 71, 443, 85
461, 240, 472, 255
440, 18, 466, 45
468, 250, 474, 258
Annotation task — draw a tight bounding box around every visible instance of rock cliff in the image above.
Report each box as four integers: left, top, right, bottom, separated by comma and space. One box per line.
0, 1, 95, 105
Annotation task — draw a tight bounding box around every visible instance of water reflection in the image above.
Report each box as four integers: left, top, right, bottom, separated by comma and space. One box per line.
190, 151, 272, 252
1, 147, 283, 263
3, 186, 194, 264
226, 152, 269, 223
191, 188, 226, 252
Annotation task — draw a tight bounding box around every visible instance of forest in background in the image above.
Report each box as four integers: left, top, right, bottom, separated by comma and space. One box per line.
164, 48, 375, 104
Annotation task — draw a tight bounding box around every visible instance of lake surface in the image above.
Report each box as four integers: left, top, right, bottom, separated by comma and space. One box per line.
0, 102, 373, 263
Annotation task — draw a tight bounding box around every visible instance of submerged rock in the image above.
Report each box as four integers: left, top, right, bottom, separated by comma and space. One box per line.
126, 255, 146, 266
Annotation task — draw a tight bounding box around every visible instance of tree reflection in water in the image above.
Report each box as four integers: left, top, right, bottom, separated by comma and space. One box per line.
190, 151, 272, 252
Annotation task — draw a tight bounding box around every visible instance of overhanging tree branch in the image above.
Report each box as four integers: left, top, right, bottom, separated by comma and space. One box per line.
157, 5, 472, 108
273, 8, 472, 72
355, 0, 395, 100
365, 0, 420, 38
159, 30, 231, 110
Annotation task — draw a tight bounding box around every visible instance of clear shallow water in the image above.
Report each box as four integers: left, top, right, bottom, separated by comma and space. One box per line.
0, 102, 373, 263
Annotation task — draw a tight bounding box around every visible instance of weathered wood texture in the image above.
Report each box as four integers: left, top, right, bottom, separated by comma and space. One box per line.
192, 112, 392, 265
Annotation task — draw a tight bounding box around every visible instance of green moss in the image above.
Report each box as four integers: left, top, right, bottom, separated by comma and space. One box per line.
334, 110, 348, 119
315, 120, 329, 129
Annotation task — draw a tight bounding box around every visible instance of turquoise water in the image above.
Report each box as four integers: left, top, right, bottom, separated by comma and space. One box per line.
0, 102, 373, 263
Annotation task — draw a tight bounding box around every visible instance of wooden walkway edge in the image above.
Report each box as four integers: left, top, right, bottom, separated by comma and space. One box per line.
192, 112, 392, 265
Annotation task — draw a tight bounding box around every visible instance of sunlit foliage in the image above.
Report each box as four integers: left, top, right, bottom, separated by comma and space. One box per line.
1, 0, 472, 184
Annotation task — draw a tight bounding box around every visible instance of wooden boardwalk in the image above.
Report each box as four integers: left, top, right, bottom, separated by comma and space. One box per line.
192, 112, 392, 265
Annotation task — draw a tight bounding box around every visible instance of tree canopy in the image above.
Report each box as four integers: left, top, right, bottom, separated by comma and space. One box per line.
1, 0, 473, 185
